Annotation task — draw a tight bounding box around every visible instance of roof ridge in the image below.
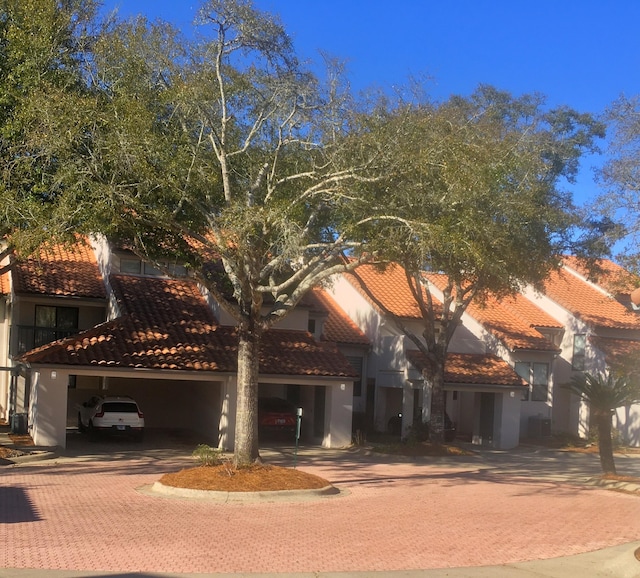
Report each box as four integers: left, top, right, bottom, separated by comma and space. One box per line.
561, 261, 613, 299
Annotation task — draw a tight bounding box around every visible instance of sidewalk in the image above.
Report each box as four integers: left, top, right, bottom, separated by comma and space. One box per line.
1, 540, 640, 577
2, 432, 640, 577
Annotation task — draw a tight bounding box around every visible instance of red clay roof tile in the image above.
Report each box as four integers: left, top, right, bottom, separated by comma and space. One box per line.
307, 288, 369, 346
0, 271, 9, 294
465, 295, 560, 352
562, 256, 638, 295
20, 275, 357, 378
589, 336, 640, 370
425, 272, 560, 351
542, 264, 640, 330
406, 350, 527, 387
12, 239, 105, 299
347, 263, 442, 319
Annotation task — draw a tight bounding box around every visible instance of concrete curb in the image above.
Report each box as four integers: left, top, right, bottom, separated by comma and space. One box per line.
0, 447, 59, 465
586, 477, 640, 493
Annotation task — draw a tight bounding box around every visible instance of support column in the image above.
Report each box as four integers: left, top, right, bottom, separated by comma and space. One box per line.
402, 383, 415, 438
324, 381, 353, 448
30, 369, 68, 448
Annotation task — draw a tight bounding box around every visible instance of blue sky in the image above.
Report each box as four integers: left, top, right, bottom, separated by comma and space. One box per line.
102, 1, 640, 209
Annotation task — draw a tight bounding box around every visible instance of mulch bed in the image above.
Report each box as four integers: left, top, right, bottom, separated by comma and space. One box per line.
159, 464, 331, 492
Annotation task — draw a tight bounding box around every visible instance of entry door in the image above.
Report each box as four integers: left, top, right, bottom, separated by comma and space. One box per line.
480, 393, 495, 446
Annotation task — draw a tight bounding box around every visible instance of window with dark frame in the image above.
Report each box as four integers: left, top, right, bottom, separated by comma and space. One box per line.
307, 319, 316, 334
345, 356, 363, 397
515, 361, 549, 402
572, 334, 586, 370
33, 305, 79, 348
515, 361, 531, 401
531, 363, 549, 402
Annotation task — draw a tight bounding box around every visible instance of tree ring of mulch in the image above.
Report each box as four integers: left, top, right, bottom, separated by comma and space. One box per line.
149, 480, 342, 502
147, 464, 344, 502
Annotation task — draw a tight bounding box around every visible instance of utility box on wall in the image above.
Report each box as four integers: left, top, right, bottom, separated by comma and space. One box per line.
528, 416, 551, 438
11, 412, 27, 435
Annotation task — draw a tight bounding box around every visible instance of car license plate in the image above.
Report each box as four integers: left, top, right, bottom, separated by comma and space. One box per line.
117, 425, 126, 431
276, 419, 286, 425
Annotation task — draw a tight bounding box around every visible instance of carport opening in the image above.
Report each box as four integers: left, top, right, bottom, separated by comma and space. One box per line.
67, 375, 223, 449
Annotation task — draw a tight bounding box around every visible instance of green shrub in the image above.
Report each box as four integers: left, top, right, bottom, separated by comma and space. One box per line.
405, 420, 430, 443
192, 444, 223, 466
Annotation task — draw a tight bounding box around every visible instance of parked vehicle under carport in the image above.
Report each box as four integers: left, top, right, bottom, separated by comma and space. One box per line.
78, 396, 145, 441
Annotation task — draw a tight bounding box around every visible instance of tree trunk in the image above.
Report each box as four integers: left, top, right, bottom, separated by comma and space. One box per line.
233, 325, 261, 467
595, 411, 616, 475
426, 360, 446, 445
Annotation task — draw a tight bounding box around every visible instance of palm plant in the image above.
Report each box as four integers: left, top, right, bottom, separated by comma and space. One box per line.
565, 371, 640, 474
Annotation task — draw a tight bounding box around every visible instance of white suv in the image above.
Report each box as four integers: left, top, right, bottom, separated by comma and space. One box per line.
78, 396, 145, 441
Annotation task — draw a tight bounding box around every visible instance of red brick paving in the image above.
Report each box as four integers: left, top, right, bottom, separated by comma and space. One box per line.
2, 453, 640, 574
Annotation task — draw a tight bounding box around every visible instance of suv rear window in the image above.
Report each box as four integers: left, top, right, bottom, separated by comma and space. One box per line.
102, 402, 138, 413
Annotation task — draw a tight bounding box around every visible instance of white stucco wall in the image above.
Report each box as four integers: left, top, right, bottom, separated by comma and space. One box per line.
325, 275, 384, 348
615, 405, 640, 447
522, 286, 591, 438
323, 381, 353, 448
0, 299, 10, 422
496, 391, 521, 449
30, 368, 69, 448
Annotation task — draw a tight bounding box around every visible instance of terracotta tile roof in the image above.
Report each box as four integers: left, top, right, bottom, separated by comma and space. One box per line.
347, 264, 558, 351
423, 272, 560, 351
19, 275, 356, 378
465, 295, 560, 352
306, 288, 369, 346
12, 239, 106, 299
346, 263, 442, 319
495, 293, 564, 330
110, 274, 215, 326
0, 270, 9, 295
590, 336, 640, 371
406, 350, 527, 387
562, 256, 638, 295
542, 264, 640, 330
259, 330, 357, 377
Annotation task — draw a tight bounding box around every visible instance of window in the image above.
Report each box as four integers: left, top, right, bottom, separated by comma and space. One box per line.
120, 258, 141, 274
515, 361, 531, 401
515, 361, 549, 402
119, 251, 188, 277
532, 363, 549, 402
345, 356, 363, 397
572, 334, 586, 371
34, 305, 79, 348
143, 262, 162, 276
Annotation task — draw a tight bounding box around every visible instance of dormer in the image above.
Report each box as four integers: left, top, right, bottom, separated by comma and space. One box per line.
114, 250, 188, 278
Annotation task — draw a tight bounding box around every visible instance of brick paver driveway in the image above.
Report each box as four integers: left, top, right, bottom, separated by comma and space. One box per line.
2, 436, 640, 575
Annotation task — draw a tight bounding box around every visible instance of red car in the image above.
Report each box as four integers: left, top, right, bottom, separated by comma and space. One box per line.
258, 397, 297, 437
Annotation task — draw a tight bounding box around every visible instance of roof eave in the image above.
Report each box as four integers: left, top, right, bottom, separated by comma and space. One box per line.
444, 382, 527, 392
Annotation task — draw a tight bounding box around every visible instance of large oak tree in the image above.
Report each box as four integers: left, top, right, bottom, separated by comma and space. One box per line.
596, 94, 640, 271
0, 0, 101, 256
79, 0, 399, 465
366, 87, 605, 442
